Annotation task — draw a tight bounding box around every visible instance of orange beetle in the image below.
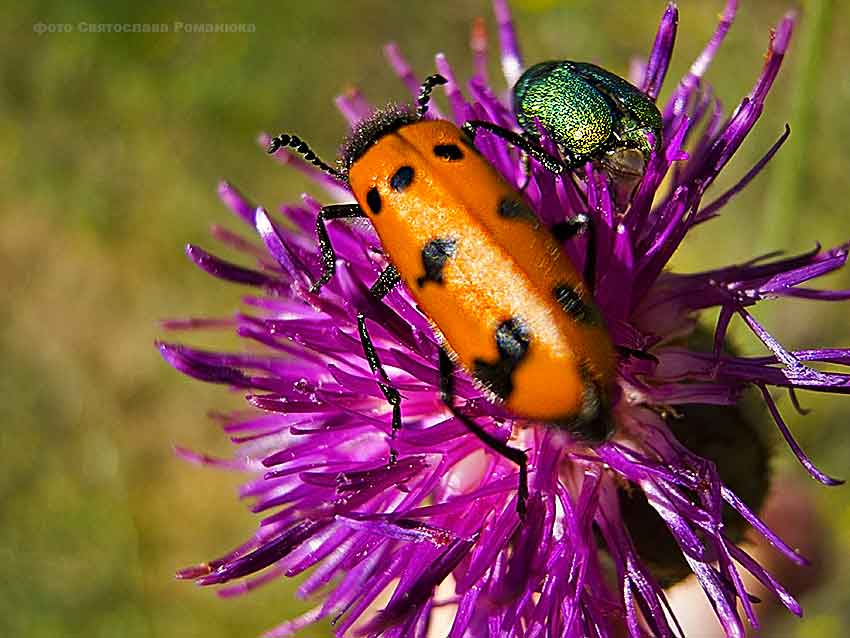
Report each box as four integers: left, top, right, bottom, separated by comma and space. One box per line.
268, 75, 616, 516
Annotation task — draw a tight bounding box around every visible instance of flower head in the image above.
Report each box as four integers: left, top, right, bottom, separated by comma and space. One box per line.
160, 2, 849, 636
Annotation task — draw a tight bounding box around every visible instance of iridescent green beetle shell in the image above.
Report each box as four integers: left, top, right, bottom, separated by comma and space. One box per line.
513, 61, 663, 164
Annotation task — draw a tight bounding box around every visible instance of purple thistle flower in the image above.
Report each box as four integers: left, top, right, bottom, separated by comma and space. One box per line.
160, 1, 849, 636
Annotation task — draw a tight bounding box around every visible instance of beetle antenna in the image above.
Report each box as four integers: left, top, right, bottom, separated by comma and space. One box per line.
415, 74, 448, 119
267, 133, 346, 180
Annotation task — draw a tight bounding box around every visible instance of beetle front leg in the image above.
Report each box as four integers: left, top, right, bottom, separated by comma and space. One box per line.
462, 120, 579, 176
311, 204, 365, 293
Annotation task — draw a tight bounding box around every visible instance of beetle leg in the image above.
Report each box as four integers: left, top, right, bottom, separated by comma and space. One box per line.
369, 264, 401, 300
354, 265, 402, 463
438, 348, 529, 518
311, 204, 366, 293
615, 345, 659, 363
462, 120, 578, 176
357, 313, 402, 464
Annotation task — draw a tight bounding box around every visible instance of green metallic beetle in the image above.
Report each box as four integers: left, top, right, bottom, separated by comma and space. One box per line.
463, 60, 663, 181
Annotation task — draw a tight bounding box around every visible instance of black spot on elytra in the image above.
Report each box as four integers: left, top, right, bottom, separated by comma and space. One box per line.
366, 187, 382, 214
391, 166, 414, 191
434, 144, 464, 161
473, 318, 531, 400
553, 283, 600, 324
498, 197, 539, 225
416, 238, 457, 288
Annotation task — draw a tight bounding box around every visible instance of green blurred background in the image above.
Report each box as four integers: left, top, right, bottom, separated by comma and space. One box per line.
2, 1, 848, 636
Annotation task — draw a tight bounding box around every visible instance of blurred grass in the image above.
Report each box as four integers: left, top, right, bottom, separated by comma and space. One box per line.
1, 1, 849, 637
